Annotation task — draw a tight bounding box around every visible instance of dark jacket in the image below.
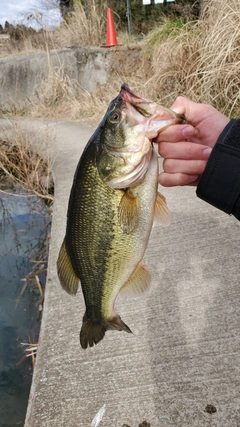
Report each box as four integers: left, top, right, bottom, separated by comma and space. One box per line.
197, 119, 240, 220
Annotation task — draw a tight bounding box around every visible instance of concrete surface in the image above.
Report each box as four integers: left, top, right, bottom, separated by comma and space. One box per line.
0, 119, 240, 426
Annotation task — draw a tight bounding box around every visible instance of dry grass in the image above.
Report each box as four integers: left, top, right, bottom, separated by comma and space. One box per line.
0, 122, 54, 202
141, 0, 240, 116
31, 64, 110, 124
52, 0, 108, 49
0, 27, 56, 58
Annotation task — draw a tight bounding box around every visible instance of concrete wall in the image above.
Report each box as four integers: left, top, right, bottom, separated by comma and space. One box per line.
0, 47, 140, 110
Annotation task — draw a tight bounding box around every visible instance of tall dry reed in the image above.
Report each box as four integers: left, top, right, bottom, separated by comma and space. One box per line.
53, 0, 108, 48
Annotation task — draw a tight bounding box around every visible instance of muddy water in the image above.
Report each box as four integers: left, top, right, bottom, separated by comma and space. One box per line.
0, 190, 51, 426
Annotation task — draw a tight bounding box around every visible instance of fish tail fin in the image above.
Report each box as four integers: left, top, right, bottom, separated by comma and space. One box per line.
57, 238, 79, 295
80, 313, 132, 349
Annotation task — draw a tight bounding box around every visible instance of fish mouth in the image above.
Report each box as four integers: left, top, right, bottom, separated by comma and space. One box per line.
120, 83, 152, 112
120, 83, 186, 124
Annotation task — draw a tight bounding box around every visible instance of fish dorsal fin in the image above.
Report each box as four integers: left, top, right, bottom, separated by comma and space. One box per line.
154, 191, 171, 226
57, 239, 80, 295
118, 189, 139, 234
120, 261, 151, 295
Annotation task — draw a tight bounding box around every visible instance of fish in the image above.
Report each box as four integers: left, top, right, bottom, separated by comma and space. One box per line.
57, 83, 184, 349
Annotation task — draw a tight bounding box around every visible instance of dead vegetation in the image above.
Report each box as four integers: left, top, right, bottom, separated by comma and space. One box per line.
0, 122, 54, 202
53, 1, 108, 48
142, 0, 240, 115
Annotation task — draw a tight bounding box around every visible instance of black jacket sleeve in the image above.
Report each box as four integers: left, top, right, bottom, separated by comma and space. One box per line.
196, 119, 240, 220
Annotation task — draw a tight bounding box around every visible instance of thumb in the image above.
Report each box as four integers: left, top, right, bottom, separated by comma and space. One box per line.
170, 96, 199, 125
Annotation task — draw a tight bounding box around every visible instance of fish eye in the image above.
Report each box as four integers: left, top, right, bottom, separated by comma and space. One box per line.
108, 110, 121, 124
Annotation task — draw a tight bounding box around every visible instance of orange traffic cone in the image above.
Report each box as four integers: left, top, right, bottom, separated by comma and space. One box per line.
105, 8, 118, 47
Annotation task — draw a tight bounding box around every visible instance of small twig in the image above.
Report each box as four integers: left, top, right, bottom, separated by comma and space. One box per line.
35, 274, 44, 300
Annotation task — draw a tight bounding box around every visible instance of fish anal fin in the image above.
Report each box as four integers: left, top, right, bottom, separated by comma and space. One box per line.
154, 191, 171, 226
57, 238, 79, 295
120, 261, 151, 295
118, 189, 139, 234
80, 313, 132, 349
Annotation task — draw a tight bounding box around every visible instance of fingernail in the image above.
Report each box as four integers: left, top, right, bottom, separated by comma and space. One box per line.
189, 175, 198, 182
203, 148, 212, 159
182, 126, 195, 138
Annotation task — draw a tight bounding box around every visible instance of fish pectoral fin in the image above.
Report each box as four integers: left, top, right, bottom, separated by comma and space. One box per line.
80, 313, 132, 349
154, 191, 171, 226
57, 238, 80, 295
118, 189, 139, 234
120, 261, 151, 295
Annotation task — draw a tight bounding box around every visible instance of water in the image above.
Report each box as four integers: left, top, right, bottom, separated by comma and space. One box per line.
0, 190, 51, 427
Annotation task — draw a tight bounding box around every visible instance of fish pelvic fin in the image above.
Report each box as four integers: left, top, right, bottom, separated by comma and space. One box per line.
120, 261, 151, 295
154, 191, 171, 226
57, 238, 80, 295
118, 189, 139, 234
80, 313, 132, 349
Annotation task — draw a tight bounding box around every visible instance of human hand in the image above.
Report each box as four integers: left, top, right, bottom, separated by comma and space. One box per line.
155, 97, 230, 186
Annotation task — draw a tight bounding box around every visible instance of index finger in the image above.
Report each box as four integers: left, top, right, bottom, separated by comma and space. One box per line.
158, 141, 212, 160
154, 123, 196, 143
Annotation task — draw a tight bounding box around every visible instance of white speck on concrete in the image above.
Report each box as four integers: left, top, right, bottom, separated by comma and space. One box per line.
90, 404, 106, 427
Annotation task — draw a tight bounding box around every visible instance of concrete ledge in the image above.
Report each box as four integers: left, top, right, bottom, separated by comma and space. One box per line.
1, 119, 240, 426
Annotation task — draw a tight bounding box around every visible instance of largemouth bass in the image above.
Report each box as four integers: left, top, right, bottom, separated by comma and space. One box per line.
57, 84, 184, 349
